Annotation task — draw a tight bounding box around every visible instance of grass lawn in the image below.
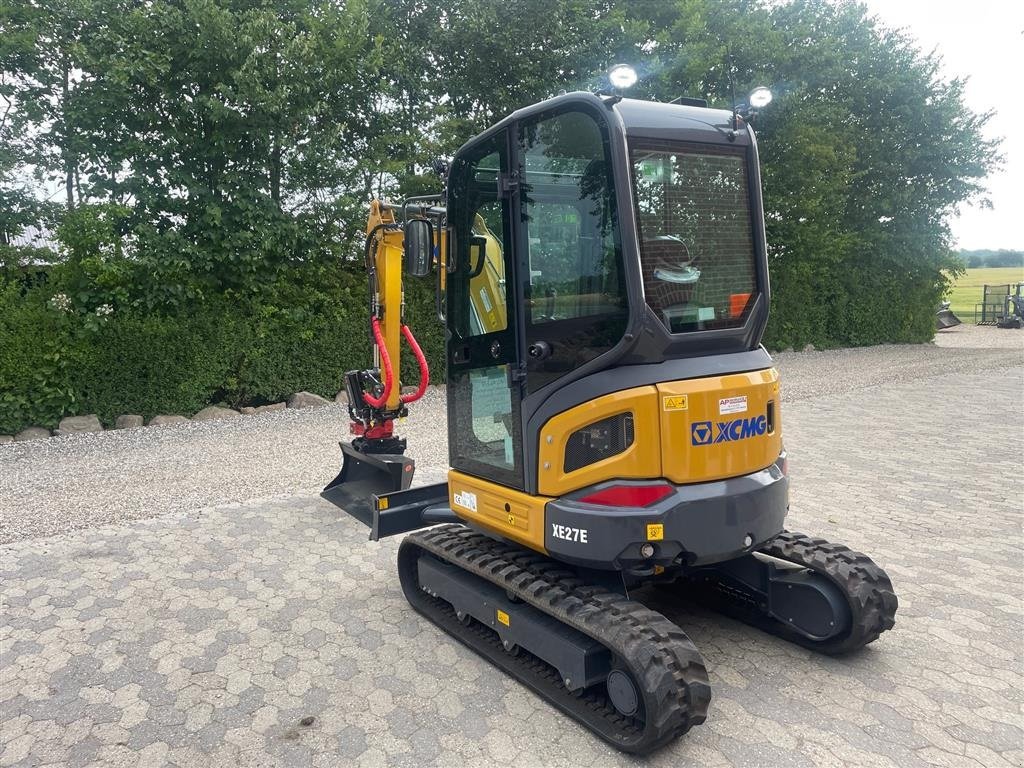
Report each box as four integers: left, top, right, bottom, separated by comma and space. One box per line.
946, 266, 1024, 322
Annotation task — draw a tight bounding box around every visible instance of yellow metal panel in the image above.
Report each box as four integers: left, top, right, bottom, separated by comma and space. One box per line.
536, 386, 662, 497
658, 368, 782, 484
365, 200, 406, 411
378, 236, 405, 410
448, 471, 550, 554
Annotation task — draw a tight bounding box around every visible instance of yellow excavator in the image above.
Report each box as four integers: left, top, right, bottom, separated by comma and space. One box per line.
322, 79, 897, 754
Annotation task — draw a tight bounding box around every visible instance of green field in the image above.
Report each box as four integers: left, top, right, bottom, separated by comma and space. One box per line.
946, 267, 1024, 321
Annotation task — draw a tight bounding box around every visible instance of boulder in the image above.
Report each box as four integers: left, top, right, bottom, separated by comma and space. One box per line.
287, 391, 331, 409
15, 427, 50, 442
148, 415, 190, 427
240, 407, 256, 415
114, 415, 144, 429
334, 390, 349, 404
0, 435, 13, 444
400, 385, 419, 396
192, 405, 241, 421
56, 414, 103, 435
254, 402, 286, 414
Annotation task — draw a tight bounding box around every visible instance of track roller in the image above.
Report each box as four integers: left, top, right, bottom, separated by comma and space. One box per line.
681, 531, 897, 655
398, 525, 711, 755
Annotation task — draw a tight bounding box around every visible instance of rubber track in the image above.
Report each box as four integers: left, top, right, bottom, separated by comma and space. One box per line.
760, 531, 898, 654
398, 524, 711, 755
690, 531, 898, 655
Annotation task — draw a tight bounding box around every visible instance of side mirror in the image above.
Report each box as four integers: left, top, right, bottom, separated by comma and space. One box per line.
403, 219, 433, 277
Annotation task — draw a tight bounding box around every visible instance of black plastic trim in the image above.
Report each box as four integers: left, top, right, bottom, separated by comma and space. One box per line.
544, 458, 788, 570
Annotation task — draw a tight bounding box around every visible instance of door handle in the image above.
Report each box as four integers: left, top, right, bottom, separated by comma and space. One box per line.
528, 341, 552, 360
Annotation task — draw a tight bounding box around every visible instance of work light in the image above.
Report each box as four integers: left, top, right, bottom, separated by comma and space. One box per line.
608, 64, 638, 90
748, 86, 773, 108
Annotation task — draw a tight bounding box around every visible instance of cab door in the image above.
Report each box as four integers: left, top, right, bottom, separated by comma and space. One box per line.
446, 131, 525, 490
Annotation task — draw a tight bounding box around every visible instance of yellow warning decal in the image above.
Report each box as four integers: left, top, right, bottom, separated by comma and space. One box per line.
376, 497, 389, 510
662, 394, 688, 411
496, 610, 510, 627
646, 523, 664, 541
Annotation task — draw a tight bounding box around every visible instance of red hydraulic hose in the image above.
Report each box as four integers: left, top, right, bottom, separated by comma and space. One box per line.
400, 324, 430, 404
362, 316, 394, 409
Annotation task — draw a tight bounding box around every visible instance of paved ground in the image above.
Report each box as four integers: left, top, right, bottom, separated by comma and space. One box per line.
2, 333, 1023, 767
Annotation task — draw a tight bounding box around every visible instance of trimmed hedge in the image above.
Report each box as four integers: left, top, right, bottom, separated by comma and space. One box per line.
1, 257, 939, 434
763, 255, 941, 350
0, 276, 446, 434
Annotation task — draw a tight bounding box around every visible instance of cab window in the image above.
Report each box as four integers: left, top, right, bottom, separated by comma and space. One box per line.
631, 141, 757, 333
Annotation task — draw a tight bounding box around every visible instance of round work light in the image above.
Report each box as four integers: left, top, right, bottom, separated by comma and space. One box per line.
608, 64, 638, 90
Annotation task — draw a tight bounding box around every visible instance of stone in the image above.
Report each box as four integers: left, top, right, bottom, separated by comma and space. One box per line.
147, 415, 190, 427
254, 402, 285, 414
14, 427, 50, 442
240, 407, 256, 415
803, 343, 816, 352
334, 390, 349, 405
56, 414, 103, 435
115, 415, 145, 429
400, 385, 418, 396
286, 391, 330, 409
191, 406, 241, 422
0, 435, 13, 444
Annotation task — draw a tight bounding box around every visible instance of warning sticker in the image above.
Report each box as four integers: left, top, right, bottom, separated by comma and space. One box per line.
646, 523, 664, 541
662, 394, 689, 411
719, 395, 747, 415
496, 610, 510, 627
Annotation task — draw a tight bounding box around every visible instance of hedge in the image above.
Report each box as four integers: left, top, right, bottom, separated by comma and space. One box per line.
0, 275, 447, 434
0, 257, 939, 435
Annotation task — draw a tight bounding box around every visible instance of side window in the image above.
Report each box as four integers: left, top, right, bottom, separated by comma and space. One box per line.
446, 134, 523, 488
518, 110, 628, 394
449, 146, 511, 339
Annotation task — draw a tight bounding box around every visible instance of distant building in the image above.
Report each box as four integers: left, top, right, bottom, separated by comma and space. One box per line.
7, 224, 59, 253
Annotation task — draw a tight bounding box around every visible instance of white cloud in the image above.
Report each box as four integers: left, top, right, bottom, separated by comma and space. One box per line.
859, 0, 1023, 249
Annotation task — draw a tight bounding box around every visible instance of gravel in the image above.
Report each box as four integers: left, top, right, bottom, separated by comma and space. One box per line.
2, 327, 1021, 545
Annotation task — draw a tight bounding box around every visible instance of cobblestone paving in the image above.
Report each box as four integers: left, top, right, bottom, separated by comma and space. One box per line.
2, 366, 1022, 767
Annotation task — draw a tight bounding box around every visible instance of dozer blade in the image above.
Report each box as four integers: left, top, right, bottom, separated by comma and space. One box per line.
936, 308, 962, 329
321, 442, 415, 529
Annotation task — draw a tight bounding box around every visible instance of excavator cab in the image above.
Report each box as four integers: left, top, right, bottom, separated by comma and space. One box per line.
320, 88, 896, 754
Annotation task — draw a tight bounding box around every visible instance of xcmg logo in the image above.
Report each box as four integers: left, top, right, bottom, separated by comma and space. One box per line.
691, 415, 768, 446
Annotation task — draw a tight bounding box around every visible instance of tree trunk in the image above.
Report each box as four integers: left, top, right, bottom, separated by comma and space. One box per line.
270, 130, 282, 205
62, 56, 74, 210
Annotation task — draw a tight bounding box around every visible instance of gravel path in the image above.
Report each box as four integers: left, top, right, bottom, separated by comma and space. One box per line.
1, 327, 1021, 544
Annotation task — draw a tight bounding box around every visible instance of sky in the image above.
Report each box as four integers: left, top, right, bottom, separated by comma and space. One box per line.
859, 0, 1023, 251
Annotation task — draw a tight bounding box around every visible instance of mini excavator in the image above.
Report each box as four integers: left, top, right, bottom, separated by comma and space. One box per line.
322, 78, 897, 754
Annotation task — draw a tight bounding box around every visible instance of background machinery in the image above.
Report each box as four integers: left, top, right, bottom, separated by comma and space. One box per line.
321, 85, 898, 754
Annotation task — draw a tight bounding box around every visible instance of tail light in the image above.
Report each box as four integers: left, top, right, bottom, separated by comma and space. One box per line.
577, 484, 673, 507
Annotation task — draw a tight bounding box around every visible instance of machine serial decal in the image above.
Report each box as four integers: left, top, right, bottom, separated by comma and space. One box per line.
691, 416, 768, 446
551, 524, 589, 543
453, 490, 478, 512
